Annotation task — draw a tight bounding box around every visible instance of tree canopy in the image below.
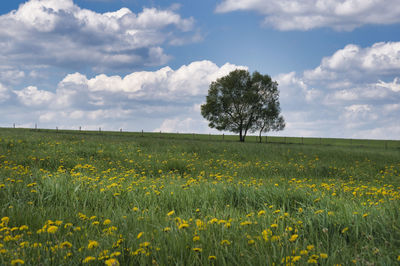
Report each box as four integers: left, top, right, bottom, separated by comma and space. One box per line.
201, 69, 285, 142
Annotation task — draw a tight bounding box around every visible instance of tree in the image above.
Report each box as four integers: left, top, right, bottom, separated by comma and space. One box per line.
201, 69, 285, 142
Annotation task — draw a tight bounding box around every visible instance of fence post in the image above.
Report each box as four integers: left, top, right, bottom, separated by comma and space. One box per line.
79, 126, 81, 132
120, 128, 122, 133
56, 127, 58, 133
99, 127, 101, 133
13, 123, 15, 128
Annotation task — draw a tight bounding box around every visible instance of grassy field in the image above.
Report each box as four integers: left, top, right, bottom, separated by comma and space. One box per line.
0, 128, 399, 265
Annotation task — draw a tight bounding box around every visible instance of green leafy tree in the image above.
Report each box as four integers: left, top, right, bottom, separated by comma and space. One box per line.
201, 69, 285, 142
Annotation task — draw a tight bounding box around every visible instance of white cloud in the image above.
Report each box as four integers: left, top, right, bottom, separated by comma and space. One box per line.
275, 42, 400, 139
0, 83, 11, 103
216, 0, 400, 31
0, 0, 198, 71
3, 61, 246, 133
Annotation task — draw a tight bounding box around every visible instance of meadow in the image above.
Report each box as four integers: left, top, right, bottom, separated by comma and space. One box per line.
0, 128, 399, 265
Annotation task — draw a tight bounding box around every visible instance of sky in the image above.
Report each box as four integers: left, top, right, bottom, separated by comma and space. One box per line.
0, 0, 400, 139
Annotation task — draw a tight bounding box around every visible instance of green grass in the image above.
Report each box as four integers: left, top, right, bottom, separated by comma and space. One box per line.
0, 128, 399, 265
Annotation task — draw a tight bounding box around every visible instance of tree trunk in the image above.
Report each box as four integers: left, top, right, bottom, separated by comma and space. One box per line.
259, 130, 262, 143
239, 129, 244, 142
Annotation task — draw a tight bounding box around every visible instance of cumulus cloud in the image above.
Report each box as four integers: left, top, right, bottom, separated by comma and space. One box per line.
4, 60, 246, 133
275, 42, 400, 139
216, 0, 400, 31
0, 0, 197, 72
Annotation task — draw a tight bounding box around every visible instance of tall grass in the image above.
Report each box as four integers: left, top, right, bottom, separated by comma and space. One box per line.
0, 128, 399, 265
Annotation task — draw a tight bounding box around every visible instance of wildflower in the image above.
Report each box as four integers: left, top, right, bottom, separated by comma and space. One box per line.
292, 256, 301, 262
60, 241, 72, 248
82, 256, 96, 263
193, 235, 200, 242
208, 255, 217, 260
137, 232, 143, 239
47, 226, 58, 234
341, 227, 349, 234
300, 250, 308, 255
163, 227, 171, 232
196, 208, 200, 212
110, 251, 121, 257
11, 259, 24, 265
103, 219, 111, 225
258, 210, 266, 216
132, 207, 139, 212
192, 247, 202, 252
220, 239, 231, 246
88, 240, 99, 249
307, 258, 318, 264
178, 223, 189, 229
105, 258, 120, 266
307, 245, 314, 250
271, 224, 278, 228
240, 221, 252, 226
289, 234, 298, 242
19, 225, 28, 231
320, 253, 328, 259
167, 210, 175, 216
362, 213, 369, 218
1, 217, 10, 224
298, 207, 303, 213
248, 239, 255, 245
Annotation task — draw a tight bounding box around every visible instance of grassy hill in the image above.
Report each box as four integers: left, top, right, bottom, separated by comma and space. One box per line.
0, 128, 399, 265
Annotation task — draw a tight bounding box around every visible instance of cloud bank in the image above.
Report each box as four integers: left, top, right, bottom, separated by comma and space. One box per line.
216, 0, 400, 31
276, 42, 400, 139
3, 61, 247, 133
0, 0, 198, 73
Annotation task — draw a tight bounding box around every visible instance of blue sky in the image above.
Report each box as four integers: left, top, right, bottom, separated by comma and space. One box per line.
1, 0, 400, 139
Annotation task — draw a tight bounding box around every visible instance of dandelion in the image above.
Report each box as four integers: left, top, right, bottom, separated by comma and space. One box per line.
220, 239, 231, 246
104, 258, 120, 266
82, 256, 96, 263
248, 239, 255, 245
341, 227, 349, 234
132, 207, 139, 212
192, 247, 202, 252
307, 245, 314, 251
11, 259, 24, 265
167, 210, 175, 216
88, 240, 99, 249
137, 232, 143, 239
208, 255, 217, 260
289, 234, 298, 242
271, 223, 278, 228
163, 227, 171, 232
258, 210, 266, 216
292, 256, 301, 262
60, 241, 72, 249
193, 235, 200, 242
103, 219, 111, 225
307, 258, 317, 264
47, 225, 58, 234
178, 223, 189, 229
320, 253, 328, 259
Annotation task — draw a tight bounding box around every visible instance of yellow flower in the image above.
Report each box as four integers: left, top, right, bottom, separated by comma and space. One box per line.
292, 256, 301, 262
307, 245, 315, 251
82, 256, 96, 263
88, 240, 99, 249
258, 210, 266, 216
103, 219, 111, 225
137, 232, 143, 239
192, 247, 202, 252
248, 239, 255, 245
220, 239, 231, 246
342, 227, 349, 234
307, 258, 318, 264
167, 210, 175, 216
60, 241, 72, 249
132, 207, 139, 212
289, 234, 298, 242
298, 207, 303, 213
19, 225, 28, 231
397, 255, 400, 261
163, 227, 171, 232
47, 225, 58, 234
178, 223, 189, 229
208, 255, 217, 260
300, 250, 308, 255
320, 253, 328, 259
11, 259, 24, 265
271, 224, 278, 228
193, 235, 200, 242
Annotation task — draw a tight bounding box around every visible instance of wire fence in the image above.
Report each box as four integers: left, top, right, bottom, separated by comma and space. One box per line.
4, 124, 400, 150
